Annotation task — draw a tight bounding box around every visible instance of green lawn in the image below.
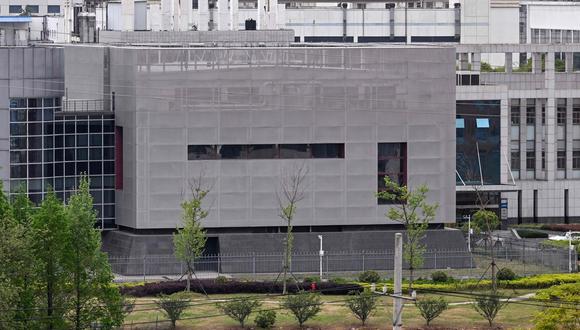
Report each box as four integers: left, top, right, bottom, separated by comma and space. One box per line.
123, 289, 541, 329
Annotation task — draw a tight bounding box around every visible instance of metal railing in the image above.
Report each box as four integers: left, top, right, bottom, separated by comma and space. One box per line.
62, 98, 108, 113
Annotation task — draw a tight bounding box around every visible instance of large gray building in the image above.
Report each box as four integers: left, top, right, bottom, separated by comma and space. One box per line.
58, 32, 458, 256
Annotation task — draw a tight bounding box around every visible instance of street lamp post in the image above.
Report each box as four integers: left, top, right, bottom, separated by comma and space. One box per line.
318, 235, 324, 280
463, 215, 472, 252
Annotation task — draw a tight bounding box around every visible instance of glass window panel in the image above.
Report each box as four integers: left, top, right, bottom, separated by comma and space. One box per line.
28, 98, 41, 107
10, 151, 26, 163
476, 118, 490, 128
65, 162, 75, 175
44, 178, 54, 190
44, 150, 53, 162
104, 205, 115, 218
103, 161, 115, 174
90, 176, 103, 189
311, 144, 344, 158
28, 150, 42, 163
77, 134, 88, 147
43, 122, 54, 135
65, 121, 75, 134
44, 136, 54, 148
103, 148, 115, 160
77, 162, 88, 175
91, 191, 103, 204
29, 137, 42, 149
103, 134, 115, 146
25, 5, 39, 14
89, 148, 102, 160
47, 5, 60, 13
10, 137, 27, 150
65, 149, 75, 161
103, 120, 114, 132
90, 121, 102, 133
90, 162, 102, 174
54, 98, 61, 107
10, 180, 26, 193
279, 144, 309, 158
55, 135, 64, 148
77, 148, 88, 160
28, 123, 43, 136
54, 163, 63, 177
456, 118, 465, 128
90, 134, 102, 146
219, 145, 246, 159
10, 98, 26, 108
28, 109, 42, 121
65, 135, 76, 147
378, 143, 403, 157
103, 176, 115, 189
43, 108, 54, 121
28, 164, 42, 178
43, 98, 54, 107
10, 123, 27, 136
65, 177, 76, 190
247, 145, 276, 159
44, 164, 53, 177
53, 177, 64, 191
29, 194, 42, 205
10, 165, 27, 178
9, 5, 22, 13
104, 190, 115, 203
54, 122, 63, 134
54, 149, 63, 162
10, 109, 26, 122
77, 121, 88, 133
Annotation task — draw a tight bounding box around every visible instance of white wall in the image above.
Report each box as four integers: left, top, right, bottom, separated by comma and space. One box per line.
487, 7, 519, 66
528, 3, 580, 31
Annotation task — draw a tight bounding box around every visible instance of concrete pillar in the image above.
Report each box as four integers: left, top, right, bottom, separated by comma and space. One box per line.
217, 0, 226, 30
505, 52, 513, 73
229, 0, 239, 30
532, 52, 542, 74
78, 12, 96, 43
545, 51, 555, 90
500, 97, 509, 184
472, 52, 481, 72
198, 0, 209, 31
257, 0, 263, 29
535, 99, 543, 179
121, 0, 134, 31
181, 0, 192, 30
565, 52, 574, 73
546, 97, 556, 181
520, 99, 527, 177
566, 98, 573, 178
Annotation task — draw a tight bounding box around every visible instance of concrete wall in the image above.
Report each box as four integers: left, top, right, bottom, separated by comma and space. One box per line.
90, 44, 457, 230
0, 46, 64, 189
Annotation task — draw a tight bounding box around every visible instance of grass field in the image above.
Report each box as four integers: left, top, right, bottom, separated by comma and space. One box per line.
123, 289, 541, 329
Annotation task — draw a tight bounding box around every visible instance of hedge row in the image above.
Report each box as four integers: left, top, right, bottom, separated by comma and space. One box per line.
120, 279, 363, 297
363, 273, 580, 292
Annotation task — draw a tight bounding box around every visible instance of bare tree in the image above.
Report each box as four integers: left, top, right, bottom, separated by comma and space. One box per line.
277, 163, 308, 295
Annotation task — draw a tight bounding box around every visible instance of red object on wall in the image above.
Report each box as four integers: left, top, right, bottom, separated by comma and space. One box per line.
115, 126, 123, 190
310, 282, 317, 291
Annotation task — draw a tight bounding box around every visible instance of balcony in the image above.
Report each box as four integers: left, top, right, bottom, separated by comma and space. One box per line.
62, 98, 110, 113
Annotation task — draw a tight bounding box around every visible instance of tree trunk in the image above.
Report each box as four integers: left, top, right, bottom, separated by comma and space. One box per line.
47, 259, 53, 330
186, 270, 192, 292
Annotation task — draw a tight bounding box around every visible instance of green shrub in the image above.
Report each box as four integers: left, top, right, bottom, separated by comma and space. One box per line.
155, 293, 190, 329
516, 229, 548, 238
472, 292, 509, 327
282, 291, 322, 327
430, 271, 449, 283
303, 276, 320, 283
358, 270, 381, 283
534, 283, 580, 330
329, 277, 350, 285
416, 297, 448, 326
254, 310, 276, 329
215, 275, 229, 284
218, 296, 261, 327
345, 290, 377, 326
496, 268, 516, 281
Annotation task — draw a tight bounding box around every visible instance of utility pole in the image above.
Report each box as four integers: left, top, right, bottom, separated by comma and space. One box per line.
318, 235, 324, 280
393, 233, 403, 330
464, 214, 472, 252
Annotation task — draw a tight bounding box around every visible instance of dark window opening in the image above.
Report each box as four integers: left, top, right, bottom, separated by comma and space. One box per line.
377, 143, 407, 205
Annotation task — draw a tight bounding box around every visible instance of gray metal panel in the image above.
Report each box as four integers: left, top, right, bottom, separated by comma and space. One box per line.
134, 1, 148, 31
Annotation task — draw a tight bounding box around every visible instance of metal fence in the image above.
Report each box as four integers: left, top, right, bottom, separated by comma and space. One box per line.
109, 236, 576, 282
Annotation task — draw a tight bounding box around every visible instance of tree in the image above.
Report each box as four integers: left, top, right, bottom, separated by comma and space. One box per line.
416, 297, 448, 326
277, 163, 308, 295
156, 293, 190, 329
218, 296, 262, 327
64, 176, 124, 329
376, 176, 438, 290
472, 292, 509, 327
472, 209, 500, 291
282, 291, 322, 328
173, 176, 210, 292
345, 290, 378, 326
31, 190, 70, 330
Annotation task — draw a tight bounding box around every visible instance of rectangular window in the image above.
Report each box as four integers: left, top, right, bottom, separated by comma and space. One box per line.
9, 5, 22, 13
573, 150, 580, 170
187, 144, 346, 160
280, 144, 310, 158
573, 99, 580, 125
511, 100, 520, 126
247, 145, 276, 159
511, 151, 520, 170
476, 118, 490, 128
219, 145, 247, 159
526, 151, 535, 170
557, 99, 566, 125
377, 143, 407, 205
25, 5, 39, 13
311, 143, 344, 158
115, 126, 123, 190
192, 0, 198, 9
557, 151, 566, 170
526, 99, 536, 125
47, 5, 60, 13
187, 145, 217, 160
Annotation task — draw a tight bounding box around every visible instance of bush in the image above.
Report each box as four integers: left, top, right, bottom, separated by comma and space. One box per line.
254, 310, 276, 329
218, 296, 261, 327
303, 276, 320, 283
430, 271, 449, 283
472, 292, 509, 327
155, 293, 190, 329
534, 283, 580, 330
358, 270, 381, 283
516, 229, 548, 238
215, 276, 229, 284
282, 291, 322, 327
120, 279, 362, 297
496, 268, 516, 281
416, 297, 448, 326
345, 290, 377, 326
541, 224, 580, 232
